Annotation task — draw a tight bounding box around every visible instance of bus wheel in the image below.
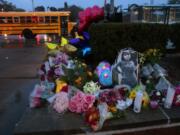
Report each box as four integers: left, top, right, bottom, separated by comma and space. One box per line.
22, 29, 35, 39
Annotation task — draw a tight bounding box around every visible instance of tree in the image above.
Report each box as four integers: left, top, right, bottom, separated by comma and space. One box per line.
168, 0, 180, 4
49, 6, 57, 11
58, 3, 83, 21
35, 6, 45, 11
68, 5, 83, 21
0, 0, 24, 11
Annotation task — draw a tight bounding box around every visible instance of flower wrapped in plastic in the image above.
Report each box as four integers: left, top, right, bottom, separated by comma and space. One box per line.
173, 85, 180, 106
85, 106, 100, 131
29, 84, 46, 108
53, 52, 69, 65
53, 92, 69, 113
83, 81, 100, 94
68, 91, 95, 113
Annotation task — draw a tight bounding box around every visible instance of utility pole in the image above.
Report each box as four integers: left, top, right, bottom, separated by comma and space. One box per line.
110, 0, 115, 15
104, 0, 107, 21
32, 0, 35, 11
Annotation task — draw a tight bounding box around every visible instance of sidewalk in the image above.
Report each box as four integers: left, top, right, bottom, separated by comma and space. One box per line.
0, 47, 47, 135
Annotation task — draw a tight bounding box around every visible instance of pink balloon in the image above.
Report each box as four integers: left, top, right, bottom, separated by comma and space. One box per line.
79, 11, 86, 23
85, 7, 92, 23
78, 5, 104, 32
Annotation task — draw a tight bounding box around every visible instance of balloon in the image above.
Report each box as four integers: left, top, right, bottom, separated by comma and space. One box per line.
75, 32, 84, 40
69, 38, 80, 45
82, 47, 91, 56
99, 69, 112, 87
95, 61, 111, 77
78, 6, 104, 32
60, 37, 68, 46
85, 7, 92, 23
79, 11, 86, 23
46, 42, 58, 50
82, 32, 90, 40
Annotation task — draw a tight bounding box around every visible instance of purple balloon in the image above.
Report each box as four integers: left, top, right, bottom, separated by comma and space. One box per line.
69, 38, 80, 45
82, 32, 90, 40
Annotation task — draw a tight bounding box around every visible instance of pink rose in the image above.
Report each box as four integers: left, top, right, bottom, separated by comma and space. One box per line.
76, 91, 84, 99
76, 105, 83, 113
73, 95, 83, 103
84, 95, 95, 104
68, 100, 78, 113
82, 102, 89, 112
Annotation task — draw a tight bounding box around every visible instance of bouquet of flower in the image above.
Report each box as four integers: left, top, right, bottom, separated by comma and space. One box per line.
53, 92, 69, 113
143, 49, 162, 64
173, 86, 180, 106
85, 106, 100, 131
83, 81, 100, 94
68, 91, 95, 113
53, 52, 69, 65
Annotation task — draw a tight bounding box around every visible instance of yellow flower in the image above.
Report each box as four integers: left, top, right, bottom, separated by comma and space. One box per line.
82, 63, 87, 68
55, 79, 67, 93
108, 106, 117, 113
87, 71, 93, 77
142, 91, 150, 107
129, 90, 137, 99
75, 76, 82, 85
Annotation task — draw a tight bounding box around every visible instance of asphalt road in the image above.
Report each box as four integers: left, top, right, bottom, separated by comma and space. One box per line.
0, 35, 47, 135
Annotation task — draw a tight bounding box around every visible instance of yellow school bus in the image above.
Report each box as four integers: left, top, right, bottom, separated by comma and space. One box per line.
0, 11, 76, 38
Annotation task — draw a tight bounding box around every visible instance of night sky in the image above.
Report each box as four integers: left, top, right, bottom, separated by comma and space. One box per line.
8, 0, 167, 11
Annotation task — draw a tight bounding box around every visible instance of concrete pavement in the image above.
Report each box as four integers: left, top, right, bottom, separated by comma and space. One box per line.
0, 40, 47, 135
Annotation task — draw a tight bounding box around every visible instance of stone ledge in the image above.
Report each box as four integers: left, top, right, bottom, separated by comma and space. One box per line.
14, 107, 171, 135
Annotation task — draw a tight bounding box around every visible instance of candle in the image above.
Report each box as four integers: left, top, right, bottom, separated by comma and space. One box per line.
164, 85, 175, 109
133, 91, 143, 113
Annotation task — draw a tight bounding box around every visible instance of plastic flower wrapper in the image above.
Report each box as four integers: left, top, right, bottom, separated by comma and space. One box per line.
173, 85, 180, 106
116, 98, 133, 111
68, 91, 95, 113
141, 64, 154, 78
83, 81, 100, 94
98, 103, 113, 130
29, 84, 46, 108
155, 77, 170, 91
153, 64, 167, 79
53, 92, 69, 113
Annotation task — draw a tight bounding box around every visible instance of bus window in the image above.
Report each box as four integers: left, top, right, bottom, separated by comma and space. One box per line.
14, 17, 19, 23
51, 16, 58, 23
39, 16, 44, 23
32, 16, 38, 23
0, 17, 6, 23
7, 17, 13, 23
20, 17, 26, 23
26, 16, 32, 23
45, 16, 50, 23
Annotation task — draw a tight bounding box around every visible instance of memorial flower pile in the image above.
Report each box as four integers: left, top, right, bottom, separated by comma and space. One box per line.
29, 35, 180, 131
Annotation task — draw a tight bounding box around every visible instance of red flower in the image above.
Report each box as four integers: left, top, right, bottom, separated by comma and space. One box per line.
85, 106, 100, 129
